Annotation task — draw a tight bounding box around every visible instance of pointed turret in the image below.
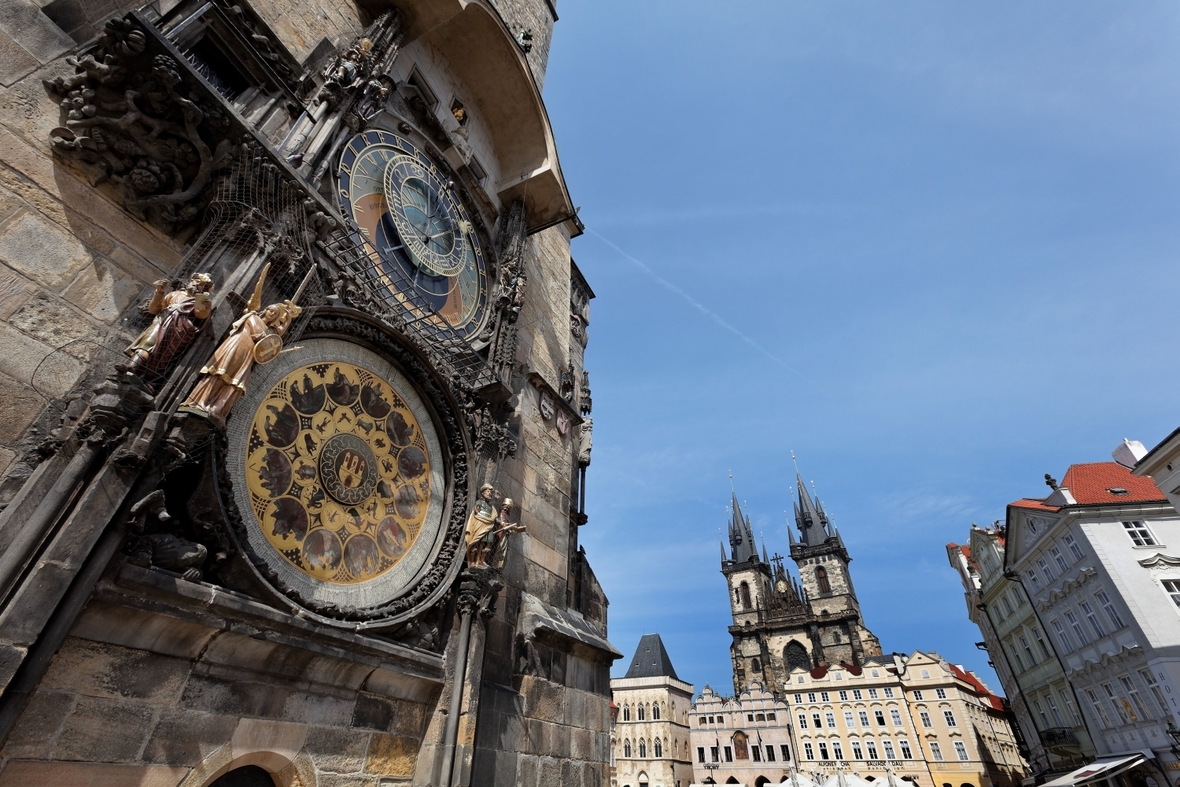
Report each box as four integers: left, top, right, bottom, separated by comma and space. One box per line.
794, 473, 828, 546
728, 490, 759, 563
762, 540, 770, 564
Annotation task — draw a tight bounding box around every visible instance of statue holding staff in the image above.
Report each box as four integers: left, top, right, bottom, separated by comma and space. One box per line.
120, 273, 214, 387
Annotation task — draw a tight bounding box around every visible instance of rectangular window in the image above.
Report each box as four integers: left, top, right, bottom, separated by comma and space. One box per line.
804, 743, 814, 760
1079, 600, 1105, 638
875, 710, 887, 726
836, 672, 844, 681
1123, 520, 1158, 547
711, 746, 719, 762
839, 690, 849, 701
1034, 698, 1049, 727
748, 713, 754, 722
821, 691, 830, 701
1084, 688, 1111, 729
1046, 693, 1064, 726
930, 742, 943, 761
1139, 669, 1170, 714
851, 741, 863, 760
868, 688, 879, 699
766, 745, 776, 762
900, 740, 913, 759
767, 712, 776, 721
781, 744, 791, 761
808, 692, 817, 703
844, 711, 856, 728
1065, 533, 1084, 560
752, 746, 762, 762
724, 746, 733, 762
1020, 635, 1037, 666
1120, 675, 1149, 721
890, 709, 903, 726
1034, 628, 1052, 660
1164, 580, 1180, 608
1102, 682, 1130, 724
813, 713, 823, 728
698, 747, 706, 764
795, 693, 803, 703
884, 687, 895, 698
859, 711, 871, 727
1001, 594, 1014, 616
1051, 619, 1073, 653
1009, 640, 1025, 672
819, 742, 829, 760
1027, 570, 1042, 592
798, 714, 808, 729
852, 689, 863, 700
866, 740, 879, 759
871, 669, 880, 677
826, 712, 837, 727
919, 711, 932, 728
1037, 558, 1055, 583
912, 690, 923, 700
1065, 610, 1089, 645
883, 740, 896, 760
798, 676, 806, 684
832, 741, 844, 760
1095, 590, 1125, 629
935, 688, 947, 699
954, 741, 969, 761
1051, 546, 1069, 572
943, 710, 957, 727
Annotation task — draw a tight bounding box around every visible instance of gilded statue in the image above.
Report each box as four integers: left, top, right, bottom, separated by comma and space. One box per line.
119, 273, 214, 387
181, 264, 303, 426
464, 483, 523, 567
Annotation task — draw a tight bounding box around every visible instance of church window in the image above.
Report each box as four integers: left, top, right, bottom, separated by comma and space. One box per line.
912, 691, 923, 700
1065, 534, 1084, 560
866, 740, 879, 759
751, 659, 761, 672
808, 692, 816, 703
1051, 546, 1069, 572
820, 692, 830, 701
929, 742, 943, 761
740, 582, 752, 609
890, 709, 903, 726
1095, 590, 1125, 629
919, 711, 932, 728
816, 567, 831, 594
942, 710, 957, 727
813, 713, 823, 728
624, 740, 632, 757
844, 711, 856, 728
859, 711, 870, 726
839, 691, 849, 701
652, 703, 661, 720
781, 744, 791, 761
638, 705, 646, 720
724, 745, 733, 762
798, 713, 808, 729
935, 688, 947, 699
826, 712, 836, 727
883, 740, 896, 760
851, 741, 863, 760
954, 741, 969, 761
852, 690, 863, 700
766, 744, 776, 761
874, 710, 886, 726
623, 706, 631, 721
900, 740, 912, 759
655, 739, 663, 757
698, 746, 706, 763
1123, 520, 1157, 547
818, 742, 829, 760
868, 689, 879, 699
884, 688, 894, 698
804, 743, 815, 760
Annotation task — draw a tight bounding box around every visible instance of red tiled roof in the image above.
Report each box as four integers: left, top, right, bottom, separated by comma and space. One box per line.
810, 665, 829, 679
950, 664, 1006, 710
1008, 498, 1060, 512
1061, 462, 1166, 506
959, 545, 972, 560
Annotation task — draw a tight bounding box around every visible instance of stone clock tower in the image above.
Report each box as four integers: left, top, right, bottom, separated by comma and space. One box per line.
723, 472, 881, 696
0, 1, 617, 785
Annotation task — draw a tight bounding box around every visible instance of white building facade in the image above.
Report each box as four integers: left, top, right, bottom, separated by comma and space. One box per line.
614, 634, 697, 787
689, 682, 795, 786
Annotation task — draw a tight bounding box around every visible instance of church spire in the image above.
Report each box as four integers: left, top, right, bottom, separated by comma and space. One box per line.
728, 478, 759, 563
794, 471, 828, 547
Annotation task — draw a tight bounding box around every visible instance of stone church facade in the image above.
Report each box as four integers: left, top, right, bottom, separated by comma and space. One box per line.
724, 475, 882, 695
0, 1, 617, 785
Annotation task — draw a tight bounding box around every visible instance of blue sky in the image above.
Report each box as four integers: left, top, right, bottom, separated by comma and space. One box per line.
541, 1, 1180, 696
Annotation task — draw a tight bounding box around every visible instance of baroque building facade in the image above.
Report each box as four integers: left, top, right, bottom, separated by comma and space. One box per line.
0, 1, 617, 785
611, 634, 696, 787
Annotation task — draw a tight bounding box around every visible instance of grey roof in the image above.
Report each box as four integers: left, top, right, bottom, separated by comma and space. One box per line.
623, 633, 681, 680
728, 491, 759, 563
794, 472, 832, 546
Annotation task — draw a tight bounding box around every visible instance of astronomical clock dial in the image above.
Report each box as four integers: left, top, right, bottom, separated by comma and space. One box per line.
226, 338, 446, 614
338, 130, 489, 340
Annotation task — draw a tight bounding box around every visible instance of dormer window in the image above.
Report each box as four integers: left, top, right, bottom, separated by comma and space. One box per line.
1108, 487, 1129, 495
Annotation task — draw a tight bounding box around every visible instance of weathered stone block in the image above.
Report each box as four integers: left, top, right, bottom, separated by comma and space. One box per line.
142, 707, 237, 767
0, 29, 38, 87
0, 689, 73, 759
9, 291, 96, 349
0, 0, 75, 65
180, 674, 294, 718
392, 698, 426, 737
306, 724, 369, 775
0, 370, 46, 443
63, 257, 143, 322
282, 690, 354, 727
50, 695, 156, 762
0, 317, 85, 397
0, 760, 188, 787
230, 717, 308, 774
364, 732, 418, 777
315, 774, 378, 787
0, 210, 92, 291
352, 693, 395, 731
0, 265, 35, 320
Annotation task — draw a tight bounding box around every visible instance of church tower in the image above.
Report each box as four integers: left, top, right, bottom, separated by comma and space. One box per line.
721, 489, 775, 692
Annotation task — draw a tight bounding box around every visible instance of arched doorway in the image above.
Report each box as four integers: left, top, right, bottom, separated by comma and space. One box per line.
210, 767, 275, 787
756, 777, 771, 786
785, 641, 810, 672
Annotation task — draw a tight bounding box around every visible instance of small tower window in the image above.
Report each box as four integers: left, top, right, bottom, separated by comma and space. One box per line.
740, 581, 752, 609
623, 705, 630, 721
752, 658, 761, 672
638, 704, 646, 721
655, 738, 663, 757
816, 567, 831, 594
624, 739, 632, 757
639, 739, 647, 758
652, 703, 661, 720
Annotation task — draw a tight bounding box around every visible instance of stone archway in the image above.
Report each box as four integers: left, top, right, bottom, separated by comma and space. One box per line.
210, 767, 275, 787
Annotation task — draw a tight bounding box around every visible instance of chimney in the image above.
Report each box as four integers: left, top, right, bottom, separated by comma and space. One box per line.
1112, 439, 1148, 469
